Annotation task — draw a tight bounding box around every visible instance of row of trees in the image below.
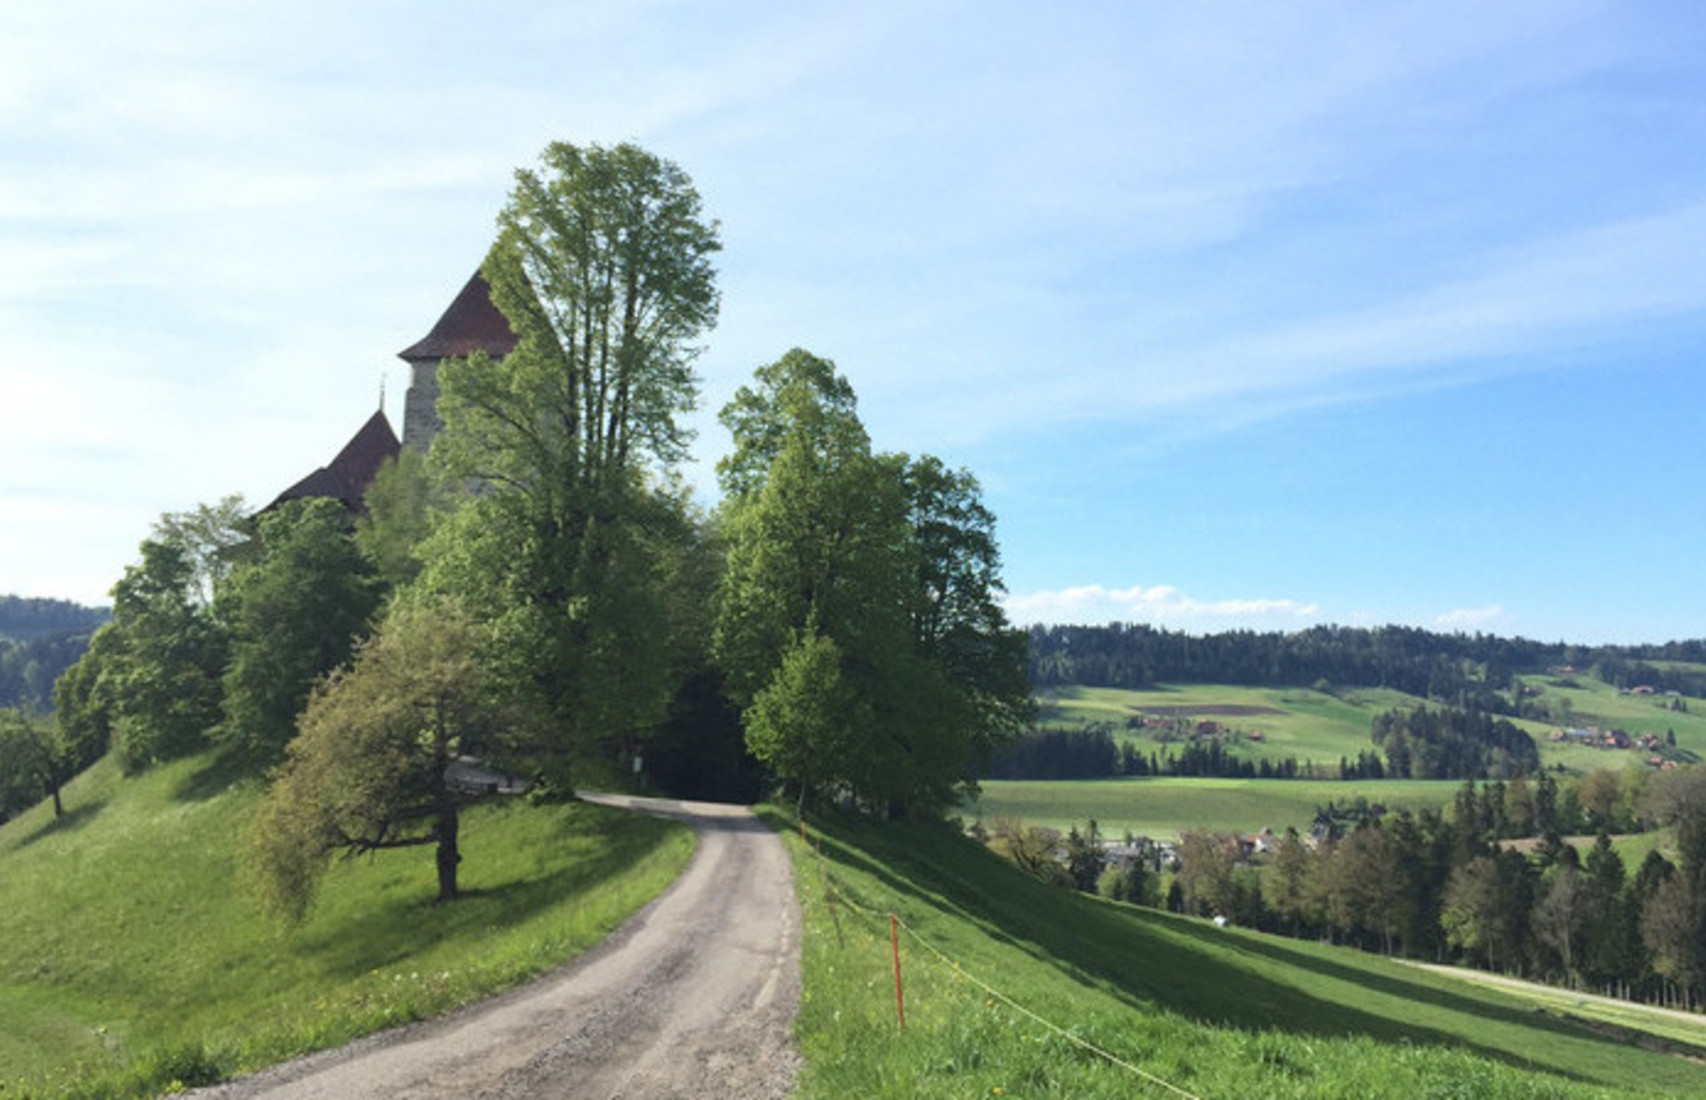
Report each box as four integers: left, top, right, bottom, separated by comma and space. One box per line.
1370, 704, 1541, 779
982, 725, 1303, 780
1008, 770, 1706, 1006
51, 495, 381, 777
1177, 771, 1706, 1005
30, 141, 1029, 919
1028, 622, 1704, 702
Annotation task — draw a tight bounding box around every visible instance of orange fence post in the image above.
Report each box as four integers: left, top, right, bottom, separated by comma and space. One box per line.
890, 912, 906, 1031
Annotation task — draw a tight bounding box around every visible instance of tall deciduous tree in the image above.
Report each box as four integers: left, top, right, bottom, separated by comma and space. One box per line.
52, 500, 249, 774
247, 597, 505, 920
713, 349, 1028, 816
742, 621, 858, 813
219, 498, 381, 764
903, 455, 1033, 766
356, 449, 436, 592
427, 141, 719, 786
1533, 864, 1592, 981
101, 538, 226, 772
151, 494, 251, 606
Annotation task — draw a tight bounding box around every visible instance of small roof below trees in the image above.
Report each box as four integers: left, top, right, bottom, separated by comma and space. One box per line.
264, 410, 400, 515
396, 270, 518, 363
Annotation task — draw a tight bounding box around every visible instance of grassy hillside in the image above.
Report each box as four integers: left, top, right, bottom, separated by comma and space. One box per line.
969, 775, 1462, 838
1038, 683, 1420, 765
776, 806, 1706, 1098
1038, 679, 1706, 776
0, 752, 694, 1098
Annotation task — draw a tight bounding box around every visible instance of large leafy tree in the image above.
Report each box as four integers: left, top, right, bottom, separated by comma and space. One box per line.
355, 449, 437, 592
902, 455, 1033, 768
219, 498, 382, 764
426, 141, 719, 786
52, 501, 249, 774
0, 709, 63, 820
713, 349, 1027, 815
248, 597, 506, 919
96, 538, 227, 772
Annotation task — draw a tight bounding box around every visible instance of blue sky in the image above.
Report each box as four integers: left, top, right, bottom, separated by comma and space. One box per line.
2, 1, 1703, 644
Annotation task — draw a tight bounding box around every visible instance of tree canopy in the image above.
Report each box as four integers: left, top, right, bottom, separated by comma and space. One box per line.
424, 141, 721, 788
219, 497, 382, 764
712, 349, 1028, 815
247, 597, 506, 920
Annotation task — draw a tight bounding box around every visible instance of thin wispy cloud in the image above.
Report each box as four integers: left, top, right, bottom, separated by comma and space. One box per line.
1433, 606, 1509, 632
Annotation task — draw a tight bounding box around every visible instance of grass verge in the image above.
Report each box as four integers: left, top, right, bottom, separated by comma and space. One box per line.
770, 804, 1706, 1097
0, 752, 694, 1098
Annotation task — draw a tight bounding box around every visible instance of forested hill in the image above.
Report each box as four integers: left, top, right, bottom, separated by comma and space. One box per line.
0, 595, 109, 712
0, 595, 109, 641
1027, 622, 1706, 696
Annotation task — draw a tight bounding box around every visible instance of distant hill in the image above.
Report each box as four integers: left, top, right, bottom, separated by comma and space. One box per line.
1028, 621, 1706, 698
0, 595, 109, 712
0, 595, 109, 642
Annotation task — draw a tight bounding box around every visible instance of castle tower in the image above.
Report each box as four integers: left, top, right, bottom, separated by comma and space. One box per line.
396, 271, 519, 451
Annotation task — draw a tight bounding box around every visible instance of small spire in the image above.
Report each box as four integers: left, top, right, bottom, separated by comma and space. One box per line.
379, 372, 387, 415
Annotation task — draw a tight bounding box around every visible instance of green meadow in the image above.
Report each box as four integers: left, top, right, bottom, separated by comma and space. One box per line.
1036, 680, 1706, 776
0, 752, 693, 1098
776, 805, 1706, 1098
969, 775, 1461, 839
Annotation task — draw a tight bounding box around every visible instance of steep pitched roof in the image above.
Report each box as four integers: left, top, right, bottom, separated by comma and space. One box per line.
264, 410, 401, 515
396, 270, 518, 362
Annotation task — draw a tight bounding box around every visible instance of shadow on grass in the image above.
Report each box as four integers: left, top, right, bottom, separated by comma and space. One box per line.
780, 807, 1694, 1090
291, 807, 683, 982
173, 749, 264, 803
1160, 916, 1607, 1046
15, 798, 106, 847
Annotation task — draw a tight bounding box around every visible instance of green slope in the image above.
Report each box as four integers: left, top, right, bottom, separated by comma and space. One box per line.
1037, 680, 1706, 775
0, 752, 693, 1098
776, 807, 1706, 1098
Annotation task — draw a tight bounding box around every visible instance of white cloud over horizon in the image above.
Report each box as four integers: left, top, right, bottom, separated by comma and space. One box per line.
1004, 584, 1324, 632
1433, 606, 1509, 632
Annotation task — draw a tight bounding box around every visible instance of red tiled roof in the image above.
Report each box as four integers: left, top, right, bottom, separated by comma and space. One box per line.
396, 270, 518, 362
264, 410, 401, 514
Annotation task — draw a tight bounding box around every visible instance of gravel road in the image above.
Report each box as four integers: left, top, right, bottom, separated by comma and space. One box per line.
197, 794, 801, 1100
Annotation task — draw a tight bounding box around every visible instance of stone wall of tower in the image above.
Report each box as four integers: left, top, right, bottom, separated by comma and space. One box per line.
401, 360, 442, 452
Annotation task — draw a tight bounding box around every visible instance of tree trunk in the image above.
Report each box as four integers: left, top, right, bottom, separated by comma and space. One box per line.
436, 801, 461, 903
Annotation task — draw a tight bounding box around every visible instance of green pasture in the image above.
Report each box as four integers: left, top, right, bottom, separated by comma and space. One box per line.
968, 776, 1463, 839
776, 805, 1706, 1097
1037, 683, 1420, 766
1036, 681, 1706, 777
0, 752, 694, 1098
1532, 674, 1706, 748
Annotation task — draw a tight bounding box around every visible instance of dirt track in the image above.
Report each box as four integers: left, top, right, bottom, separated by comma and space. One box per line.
197, 794, 800, 1100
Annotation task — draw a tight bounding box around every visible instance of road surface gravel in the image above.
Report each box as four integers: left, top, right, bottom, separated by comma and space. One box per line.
196, 794, 800, 1100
